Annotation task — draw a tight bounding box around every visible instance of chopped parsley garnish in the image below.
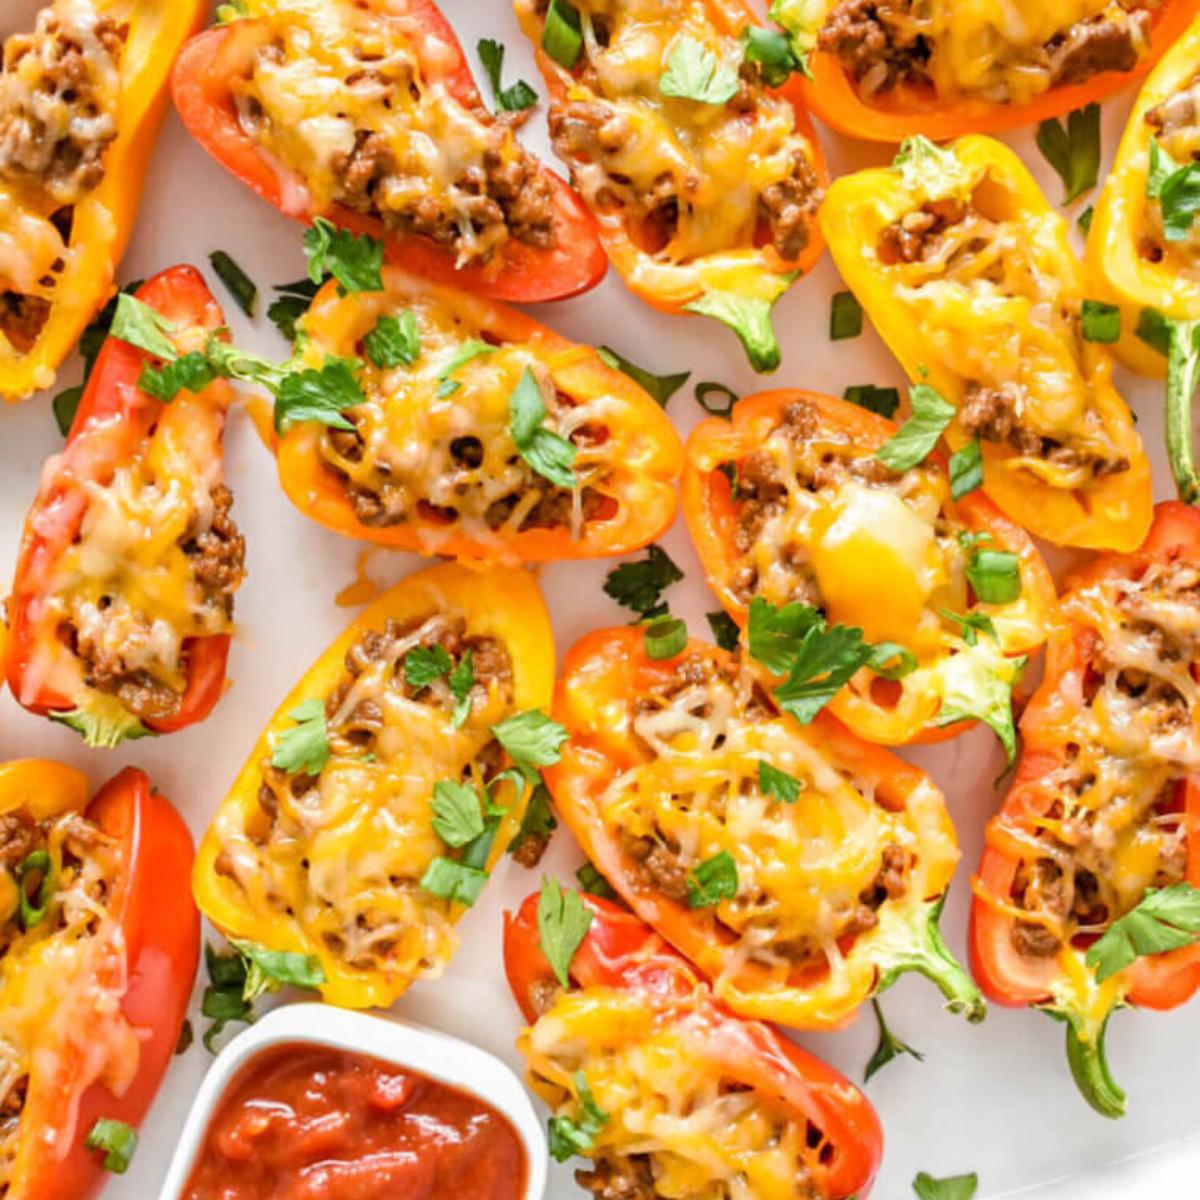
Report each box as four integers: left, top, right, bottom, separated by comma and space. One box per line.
1081, 299, 1120, 344
830, 290, 863, 340
110, 293, 177, 359
687, 850, 739, 908
876, 381, 955, 472
272, 357, 364, 433
597, 345, 689, 407
603, 545, 684, 617
949, 440, 982, 500
509, 782, 558, 860
1148, 139, 1200, 241
1136, 305, 1172, 356
209, 250, 257, 316
52, 388, 82, 437
844, 383, 900, 419
644, 615, 688, 660
492, 709, 569, 770
695, 380, 738, 416
865, 997, 924, 1082
1086, 882, 1200, 983
576, 861, 615, 899
939, 608, 997, 647
758, 760, 802, 804
741, 25, 803, 86
965, 548, 1022, 605
271, 697, 331, 775
404, 644, 453, 689
431, 780, 486, 848
138, 351, 217, 403
437, 338, 496, 396
538, 876, 594, 987
365, 311, 420, 368
268, 278, 321, 341
913, 1171, 979, 1200
419, 857, 489, 905
449, 651, 475, 729
868, 641, 918, 680
85, 1119, 138, 1174
542, 0, 583, 70
304, 217, 384, 293
1036, 103, 1100, 204
509, 366, 577, 489
659, 35, 739, 105
548, 1071, 609, 1162
477, 38, 538, 112
707, 610, 741, 652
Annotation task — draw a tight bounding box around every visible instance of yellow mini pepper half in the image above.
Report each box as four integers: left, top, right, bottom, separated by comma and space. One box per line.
194, 561, 556, 1010
0, 0, 205, 401
821, 134, 1152, 553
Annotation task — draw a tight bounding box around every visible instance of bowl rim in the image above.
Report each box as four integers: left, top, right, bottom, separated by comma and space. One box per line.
155, 1002, 548, 1199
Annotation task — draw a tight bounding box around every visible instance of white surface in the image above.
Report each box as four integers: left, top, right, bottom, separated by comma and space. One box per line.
156, 1004, 547, 1199
2, 1, 1198, 1197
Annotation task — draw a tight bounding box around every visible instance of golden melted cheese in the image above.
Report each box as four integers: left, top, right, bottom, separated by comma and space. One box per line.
303, 294, 621, 549
523, 987, 822, 1200
232, 0, 534, 266
213, 611, 519, 993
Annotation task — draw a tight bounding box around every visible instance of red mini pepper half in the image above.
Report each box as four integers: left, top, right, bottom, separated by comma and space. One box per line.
505, 891, 883, 1200
971, 502, 1200, 1117
171, 2, 607, 304
1, 760, 199, 1200
5, 265, 242, 747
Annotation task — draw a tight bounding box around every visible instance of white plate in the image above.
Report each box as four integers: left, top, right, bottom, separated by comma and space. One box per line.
1, 1, 1198, 1197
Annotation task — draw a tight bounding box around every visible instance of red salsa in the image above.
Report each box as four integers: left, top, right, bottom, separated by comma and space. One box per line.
182, 1042, 528, 1200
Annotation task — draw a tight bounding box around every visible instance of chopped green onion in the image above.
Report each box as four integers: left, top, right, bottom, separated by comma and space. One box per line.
830, 291, 863, 340
543, 0, 583, 69
695, 381, 738, 417
966, 548, 1022, 605
85, 1119, 138, 1174
16, 850, 54, 928
1081, 299, 1120, 344
209, 250, 257, 317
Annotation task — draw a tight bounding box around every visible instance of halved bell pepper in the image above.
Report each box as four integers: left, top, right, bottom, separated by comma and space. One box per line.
971, 503, 1200, 1118
0, 0, 206, 401
776, 0, 1200, 142
274, 266, 682, 565
683, 388, 1056, 746
505, 890, 883, 1200
0, 759, 199, 1200
821, 135, 1152, 553
171, 0, 606, 304
513, 0, 829, 372
5, 265, 243, 748
195, 561, 556, 1010
545, 626, 984, 1030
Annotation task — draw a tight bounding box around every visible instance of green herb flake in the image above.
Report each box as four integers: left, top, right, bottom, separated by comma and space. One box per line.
274, 356, 364, 433
304, 217, 384, 294
365, 311, 420, 369
509, 366, 577, 489
270, 697, 331, 775
740, 25, 802, 87
548, 1071, 609, 1162
493, 709, 569, 770
869, 641, 918, 680
138, 351, 218, 403
576, 861, 615, 899
966, 548, 1022, 605
16, 850, 54, 928
510, 782, 558, 861
268, 278, 320, 342
659, 35, 739, 104
450, 651, 475, 729
404, 644, 453, 689
1036, 103, 1101, 204
830, 290, 863, 340
209, 250, 257, 317
1086, 881, 1200, 983
1081, 299, 1121, 344
695, 380, 739, 416
949, 439, 983, 500
603, 545, 684, 616
420, 857, 489, 906
685, 278, 795, 373
939, 608, 997, 647
687, 850, 739, 908
1077, 205, 1095, 235
1136, 305, 1172, 357
477, 38, 538, 112
844, 383, 900, 419
913, 1171, 979, 1200
538, 876, 594, 987
706, 610, 741, 651
431, 780, 486, 848
597, 345, 689, 407
110, 293, 178, 360
758, 760, 802, 803
876, 381, 955, 472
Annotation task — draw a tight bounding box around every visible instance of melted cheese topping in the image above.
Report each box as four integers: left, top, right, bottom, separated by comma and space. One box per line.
997, 559, 1200, 943
523, 987, 822, 1200
213, 611, 519, 993
883, 149, 1125, 484
232, 0, 544, 266
544, 0, 819, 264
303, 295, 622, 550
600, 660, 950, 990
0, 0, 121, 347
0, 813, 137, 1189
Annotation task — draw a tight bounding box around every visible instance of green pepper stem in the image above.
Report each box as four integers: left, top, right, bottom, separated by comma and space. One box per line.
1048, 1008, 1127, 1119
1165, 318, 1200, 506
876, 894, 987, 1023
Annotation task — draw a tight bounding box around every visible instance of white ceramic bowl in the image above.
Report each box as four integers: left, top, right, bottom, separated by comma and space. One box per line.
156, 1003, 548, 1199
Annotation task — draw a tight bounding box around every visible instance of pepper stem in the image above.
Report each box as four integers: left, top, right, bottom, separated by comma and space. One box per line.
1165, 318, 1200, 505
875, 893, 987, 1023
1042, 1006, 1126, 1119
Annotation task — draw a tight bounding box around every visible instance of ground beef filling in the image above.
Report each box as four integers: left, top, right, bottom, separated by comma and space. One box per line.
818, 0, 1151, 98
71, 483, 246, 722
0, 2, 124, 204
322, 410, 615, 535
547, 68, 823, 263
240, 40, 555, 266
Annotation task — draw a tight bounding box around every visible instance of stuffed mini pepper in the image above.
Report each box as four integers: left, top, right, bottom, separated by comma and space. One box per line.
506, 887, 883, 1199
514, 0, 828, 371
972, 503, 1200, 1118
0, 0, 206, 400
5, 265, 244, 747
822, 135, 1152, 553
195, 561, 558, 1010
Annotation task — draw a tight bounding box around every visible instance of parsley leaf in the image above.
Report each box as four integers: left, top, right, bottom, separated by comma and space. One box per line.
509, 782, 558, 860
538, 877, 594, 987
685, 276, 796, 373
687, 850, 739, 908
477, 38, 538, 113
274, 357, 364, 433
231, 938, 326, 999
304, 217, 384, 293
939, 608, 997, 647
773, 622, 873, 724
365, 311, 420, 368
659, 35, 739, 104
271, 698, 331, 775
431, 780, 486, 848
420, 857, 489, 905
209, 250, 257, 317
707, 610, 741, 651
509, 366, 577, 489
1035, 103, 1100, 204
404, 644, 453, 689
876, 381, 955, 472
933, 646, 1025, 762
741, 25, 803, 87
138, 351, 218, 403
493, 709, 569, 770
268, 278, 320, 341
949, 440, 982, 499
603, 545, 684, 616
865, 997, 924, 1082
437, 338, 496, 395
746, 596, 824, 675
758, 760, 802, 803
450, 651, 475, 728
844, 383, 900, 419
1086, 882, 1200, 983
548, 1071, 609, 1162
597, 345, 689, 407
913, 1171, 979, 1200
110, 293, 177, 360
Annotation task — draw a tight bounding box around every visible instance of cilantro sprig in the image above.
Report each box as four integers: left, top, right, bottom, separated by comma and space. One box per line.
1086, 882, 1200, 983
603, 545, 683, 618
